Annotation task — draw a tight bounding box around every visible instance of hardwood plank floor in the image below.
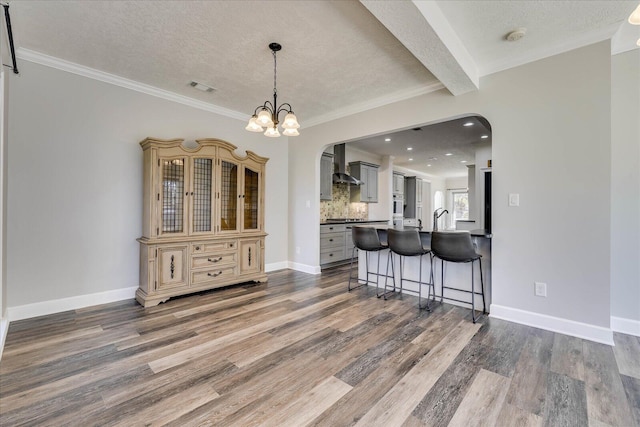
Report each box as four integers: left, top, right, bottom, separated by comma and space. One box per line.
1, 266, 638, 427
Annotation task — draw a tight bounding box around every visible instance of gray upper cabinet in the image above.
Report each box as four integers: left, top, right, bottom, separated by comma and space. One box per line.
320, 153, 333, 201
349, 161, 379, 203
393, 172, 405, 195
404, 176, 423, 219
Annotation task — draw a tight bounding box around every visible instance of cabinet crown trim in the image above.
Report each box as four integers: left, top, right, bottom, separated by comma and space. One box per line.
139, 137, 269, 163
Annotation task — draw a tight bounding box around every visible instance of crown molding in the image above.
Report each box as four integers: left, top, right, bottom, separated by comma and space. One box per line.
304, 81, 445, 128
16, 48, 248, 121
480, 21, 622, 76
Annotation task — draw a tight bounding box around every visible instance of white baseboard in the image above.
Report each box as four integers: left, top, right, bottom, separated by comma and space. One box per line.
287, 261, 321, 275
611, 316, 640, 337
265, 261, 289, 272
7, 287, 138, 322
0, 318, 9, 360
490, 304, 614, 346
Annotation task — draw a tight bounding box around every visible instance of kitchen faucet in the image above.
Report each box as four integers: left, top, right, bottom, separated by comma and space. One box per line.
433, 208, 448, 231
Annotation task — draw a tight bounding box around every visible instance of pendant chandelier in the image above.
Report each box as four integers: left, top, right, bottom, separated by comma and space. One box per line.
245, 42, 300, 137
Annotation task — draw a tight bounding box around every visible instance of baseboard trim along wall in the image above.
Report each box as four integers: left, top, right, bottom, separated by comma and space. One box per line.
0, 318, 9, 360
7, 287, 138, 322
611, 316, 640, 337
490, 304, 615, 345
265, 261, 289, 272
287, 261, 321, 275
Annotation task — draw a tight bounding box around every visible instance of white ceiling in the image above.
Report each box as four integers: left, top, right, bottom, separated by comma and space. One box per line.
6, 0, 639, 177
348, 115, 491, 178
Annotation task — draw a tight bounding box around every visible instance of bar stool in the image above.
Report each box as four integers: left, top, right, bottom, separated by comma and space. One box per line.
383, 229, 434, 310
348, 226, 388, 294
431, 231, 486, 323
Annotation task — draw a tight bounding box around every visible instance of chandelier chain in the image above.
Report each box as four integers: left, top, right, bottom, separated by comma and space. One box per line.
273, 50, 277, 96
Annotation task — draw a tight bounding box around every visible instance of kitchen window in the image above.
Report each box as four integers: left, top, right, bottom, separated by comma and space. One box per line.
450, 189, 469, 224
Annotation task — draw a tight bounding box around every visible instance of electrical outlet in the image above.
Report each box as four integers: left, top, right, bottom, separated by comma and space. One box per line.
535, 282, 547, 297
296, 246, 301, 254
305, 200, 311, 208
509, 193, 520, 207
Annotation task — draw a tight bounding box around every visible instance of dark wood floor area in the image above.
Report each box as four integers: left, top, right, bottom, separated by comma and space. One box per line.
1, 265, 639, 426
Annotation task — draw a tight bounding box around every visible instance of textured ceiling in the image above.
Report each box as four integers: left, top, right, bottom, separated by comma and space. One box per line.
9, 0, 439, 126
436, 0, 638, 74
7, 0, 637, 177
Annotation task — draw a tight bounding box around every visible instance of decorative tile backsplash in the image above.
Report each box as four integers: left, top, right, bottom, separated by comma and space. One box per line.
320, 183, 368, 222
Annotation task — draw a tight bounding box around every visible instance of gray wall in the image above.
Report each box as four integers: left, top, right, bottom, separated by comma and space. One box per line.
6, 60, 290, 307
611, 49, 640, 322
289, 42, 614, 329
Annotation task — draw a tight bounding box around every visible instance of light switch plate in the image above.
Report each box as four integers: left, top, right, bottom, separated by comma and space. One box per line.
509, 193, 520, 207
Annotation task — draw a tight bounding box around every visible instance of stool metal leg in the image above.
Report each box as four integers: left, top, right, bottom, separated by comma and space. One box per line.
347, 245, 357, 291
440, 259, 445, 303
418, 253, 432, 311
479, 258, 486, 314
381, 252, 396, 299
471, 259, 476, 323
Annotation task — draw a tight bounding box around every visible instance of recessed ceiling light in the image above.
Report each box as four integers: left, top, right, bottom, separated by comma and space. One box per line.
463, 122, 474, 127
385, 138, 391, 142
407, 147, 413, 151
445, 153, 453, 156
408, 158, 414, 161
427, 164, 432, 167
189, 81, 215, 92
481, 135, 489, 139
461, 160, 467, 163
428, 157, 437, 161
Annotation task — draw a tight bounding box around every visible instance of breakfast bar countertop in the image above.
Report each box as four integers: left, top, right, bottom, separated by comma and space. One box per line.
353, 223, 492, 239
320, 219, 390, 225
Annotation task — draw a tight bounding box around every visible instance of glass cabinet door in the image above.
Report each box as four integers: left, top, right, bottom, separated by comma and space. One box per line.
243, 166, 260, 231
219, 160, 239, 232
160, 157, 187, 235
191, 158, 214, 234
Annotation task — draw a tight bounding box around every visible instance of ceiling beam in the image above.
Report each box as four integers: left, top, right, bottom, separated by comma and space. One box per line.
360, 0, 479, 96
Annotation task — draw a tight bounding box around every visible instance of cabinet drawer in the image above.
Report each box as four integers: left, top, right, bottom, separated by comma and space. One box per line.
192, 266, 237, 284
320, 232, 345, 249
320, 248, 345, 264
191, 252, 237, 269
192, 240, 237, 254
321, 224, 346, 234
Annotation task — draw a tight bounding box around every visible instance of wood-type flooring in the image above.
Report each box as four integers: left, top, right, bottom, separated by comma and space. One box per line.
1, 265, 639, 426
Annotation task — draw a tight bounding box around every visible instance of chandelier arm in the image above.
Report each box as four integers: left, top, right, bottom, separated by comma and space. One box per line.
276, 103, 294, 115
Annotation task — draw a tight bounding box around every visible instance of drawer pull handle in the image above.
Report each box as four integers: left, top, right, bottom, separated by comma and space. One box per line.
329, 239, 333, 242
208, 271, 223, 277
195, 246, 201, 251
208, 257, 223, 263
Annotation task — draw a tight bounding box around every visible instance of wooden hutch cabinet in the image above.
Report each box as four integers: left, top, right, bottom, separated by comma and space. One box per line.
136, 137, 268, 307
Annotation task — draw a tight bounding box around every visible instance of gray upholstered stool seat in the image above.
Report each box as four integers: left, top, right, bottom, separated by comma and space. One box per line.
431, 231, 486, 323
348, 226, 389, 293
383, 228, 434, 309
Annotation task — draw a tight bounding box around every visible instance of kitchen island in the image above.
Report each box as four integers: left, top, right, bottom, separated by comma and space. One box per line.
356, 226, 492, 312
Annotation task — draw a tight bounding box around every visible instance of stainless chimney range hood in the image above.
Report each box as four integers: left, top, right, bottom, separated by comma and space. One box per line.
332, 144, 363, 185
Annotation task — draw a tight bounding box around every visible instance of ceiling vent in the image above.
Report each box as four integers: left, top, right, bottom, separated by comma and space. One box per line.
189, 81, 215, 93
